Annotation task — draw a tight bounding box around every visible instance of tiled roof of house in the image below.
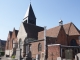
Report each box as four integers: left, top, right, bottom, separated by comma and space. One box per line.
0, 40, 6, 46
38, 22, 80, 40
13, 28, 18, 37
15, 30, 18, 37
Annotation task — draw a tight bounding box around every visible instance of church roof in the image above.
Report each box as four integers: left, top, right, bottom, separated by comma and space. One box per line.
38, 22, 80, 40
23, 22, 44, 39
63, 22, 80, 35
38, 26, 61, 40
46, 26, 61, 37
24, 3, 36, 19
23, 22, 44, 32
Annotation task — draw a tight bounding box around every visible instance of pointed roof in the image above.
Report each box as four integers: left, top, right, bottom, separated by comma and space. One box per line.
13, 28, 18, 37
24, 3, 36, 19
38, 22, 80, 40
22, 22, 44, 39
38, 26, 61, 40
15, 30, 18, 37
23, 22, 44, 33
9, 31, 13, 38
63, 22, 80, 35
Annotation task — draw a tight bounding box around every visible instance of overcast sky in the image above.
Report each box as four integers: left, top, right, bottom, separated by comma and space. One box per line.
0, 0, 80, 40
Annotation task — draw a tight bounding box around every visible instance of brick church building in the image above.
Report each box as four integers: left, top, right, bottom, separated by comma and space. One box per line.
5, 3, 80, 60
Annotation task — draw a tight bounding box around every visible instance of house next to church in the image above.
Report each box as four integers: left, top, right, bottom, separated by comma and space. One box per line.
0, 39, 6, 52
5, 3, 80, 60
5, 28, 18, 56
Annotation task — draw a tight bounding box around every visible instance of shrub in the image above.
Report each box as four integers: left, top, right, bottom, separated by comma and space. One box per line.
0, 52, 5, 56
11, 55, 15, 59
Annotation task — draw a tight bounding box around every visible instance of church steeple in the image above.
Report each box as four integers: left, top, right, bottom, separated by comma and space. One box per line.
23, 3, 36, 25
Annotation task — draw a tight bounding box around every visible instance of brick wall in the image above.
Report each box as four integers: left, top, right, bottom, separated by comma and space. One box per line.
10, 30, 18, 50
30, 40, 44, 59
48, 44, 60, 60
68, 35, 80, 45
56, 26, 67, 45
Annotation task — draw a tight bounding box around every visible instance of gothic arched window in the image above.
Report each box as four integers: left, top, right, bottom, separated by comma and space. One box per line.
38, 43, 42, 51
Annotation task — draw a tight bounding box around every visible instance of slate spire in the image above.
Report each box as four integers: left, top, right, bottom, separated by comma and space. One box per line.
23, 3, 36, 25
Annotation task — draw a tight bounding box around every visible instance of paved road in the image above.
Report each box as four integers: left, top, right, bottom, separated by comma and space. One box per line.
0, 56, 8, 60
0, 56, 13, 60
1, 56, 18, 60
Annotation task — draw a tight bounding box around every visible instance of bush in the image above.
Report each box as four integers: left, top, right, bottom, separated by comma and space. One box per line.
0, 52, 5, 56
11, 55, 15, 59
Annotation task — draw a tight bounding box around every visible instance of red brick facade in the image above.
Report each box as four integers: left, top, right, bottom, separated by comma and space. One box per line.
48, 45, 60, 60
56, 26, 67, 45
5, 31, 12, 50
31, 22, 80, 60
5, 28, 18, 56
30, 40, 44, 58
5, 28, 18, 50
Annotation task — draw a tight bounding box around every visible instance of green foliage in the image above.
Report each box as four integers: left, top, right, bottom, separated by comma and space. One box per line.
1, 52, 5, 56
11, 55, 15, 59
0, 52, 5, 56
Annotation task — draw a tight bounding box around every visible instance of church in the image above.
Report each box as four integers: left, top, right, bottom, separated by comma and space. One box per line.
5, 3, 80, 60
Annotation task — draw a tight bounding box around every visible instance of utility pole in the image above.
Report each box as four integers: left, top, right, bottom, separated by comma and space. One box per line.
44, 26, 46, 60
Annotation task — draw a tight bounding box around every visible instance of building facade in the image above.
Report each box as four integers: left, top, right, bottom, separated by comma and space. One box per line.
5, 3, 80, 60
0, 39, 6, 52
5, 28, 18, 56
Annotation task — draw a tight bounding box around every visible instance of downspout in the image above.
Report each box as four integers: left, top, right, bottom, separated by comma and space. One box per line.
44, 26, 46, 60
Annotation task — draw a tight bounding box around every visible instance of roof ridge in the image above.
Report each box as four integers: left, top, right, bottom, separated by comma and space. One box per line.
68, 22, 72, 35
71, 23, 80, 34
47, 22, 72, 31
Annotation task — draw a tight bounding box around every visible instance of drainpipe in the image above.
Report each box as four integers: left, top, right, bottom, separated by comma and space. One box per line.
44, 26, 46, 60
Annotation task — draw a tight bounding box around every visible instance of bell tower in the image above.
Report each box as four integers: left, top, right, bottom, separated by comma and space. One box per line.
23, 3, 36, 25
